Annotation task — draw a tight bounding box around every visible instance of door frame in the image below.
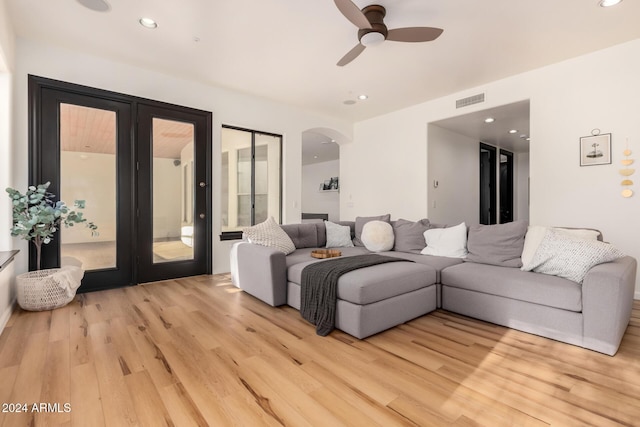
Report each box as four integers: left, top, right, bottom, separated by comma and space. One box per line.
479, 143, 497, 225
28, 75, 212, 291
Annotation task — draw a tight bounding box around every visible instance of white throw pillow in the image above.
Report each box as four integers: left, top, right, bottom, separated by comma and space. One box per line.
242, 217, 296, 254
420, 222, 468, 258
361, 220, 394, 252
521, 225, 600, 271
325, 221, 354, 248
527, 229, 625, 283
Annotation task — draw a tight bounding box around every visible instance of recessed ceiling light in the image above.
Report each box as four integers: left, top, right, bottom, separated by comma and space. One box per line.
520, 134, 527, 139
599, 0, 622, 7
526, 137, 531, 141
76, 0, 110, 12
139, 17, 158, 29
484, 117, 495, 123
509, 129, 518, 134
358, 94, 368, 100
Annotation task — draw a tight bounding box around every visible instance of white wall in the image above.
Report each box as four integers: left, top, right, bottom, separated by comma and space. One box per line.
153, 158, 182, 239
11, 38, 353, 275
61, 151, 117, 243
0, 262, 15, 334
515, 152, 530, 222
427, 125, 479, 225
342, 38, 640, 296
0, 0, 15, 334
302, 160, 340, 222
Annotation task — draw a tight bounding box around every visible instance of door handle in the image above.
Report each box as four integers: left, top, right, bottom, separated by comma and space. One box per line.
199, 182, 207, 188
199, 213, 205, 219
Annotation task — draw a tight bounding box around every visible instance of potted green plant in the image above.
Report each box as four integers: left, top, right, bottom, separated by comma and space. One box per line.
6, 182, 98, 310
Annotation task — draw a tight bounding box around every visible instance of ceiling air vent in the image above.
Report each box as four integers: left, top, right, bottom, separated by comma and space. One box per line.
456, 93, 485, 109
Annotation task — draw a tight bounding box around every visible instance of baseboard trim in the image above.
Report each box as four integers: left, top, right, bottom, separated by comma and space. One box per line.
0, 299, 16, 336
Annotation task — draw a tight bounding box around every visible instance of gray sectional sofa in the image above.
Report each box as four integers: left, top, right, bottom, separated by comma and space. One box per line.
230, 219, 637, 356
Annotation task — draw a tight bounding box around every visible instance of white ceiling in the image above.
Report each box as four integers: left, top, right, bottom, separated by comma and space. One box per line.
6, 0, 640, 123
302, 131, 340, 165
432, 100, 531, 154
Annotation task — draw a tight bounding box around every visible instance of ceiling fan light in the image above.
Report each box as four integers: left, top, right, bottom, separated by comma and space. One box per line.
360, 32, 385, 47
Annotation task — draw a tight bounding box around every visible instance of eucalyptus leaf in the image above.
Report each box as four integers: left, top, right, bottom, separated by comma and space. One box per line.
6, 183, 99, 270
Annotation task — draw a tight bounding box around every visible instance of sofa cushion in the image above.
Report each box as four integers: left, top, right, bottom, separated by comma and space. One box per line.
521, 226, 601, 271
361, 221, 394, 252
353, 214, 391, 246
378, 251, 464, 282
285, 247, 370, 269
392, 218, 430, 253
420, 222, 468, 258
441, 262, 583, 312
243, 217, 296, 254
325, 221, 355, 248
288, 259, 436, 305
525, 229, 625, 283
465, 220, 528, 268
281, 223, 320, 248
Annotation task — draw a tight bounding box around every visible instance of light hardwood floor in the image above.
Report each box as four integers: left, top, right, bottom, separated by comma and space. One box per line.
1, 274, 639, 426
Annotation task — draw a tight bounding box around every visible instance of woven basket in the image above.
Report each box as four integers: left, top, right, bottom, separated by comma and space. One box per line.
16, 268, 76, 311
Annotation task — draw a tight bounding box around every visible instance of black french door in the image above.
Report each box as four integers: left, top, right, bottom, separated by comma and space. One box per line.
136, 104, 210, 283
29, 76, 211, 292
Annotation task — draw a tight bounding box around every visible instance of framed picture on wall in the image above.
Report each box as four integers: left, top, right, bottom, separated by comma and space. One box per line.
319, 176, 339, 191
580, 133, 611, 166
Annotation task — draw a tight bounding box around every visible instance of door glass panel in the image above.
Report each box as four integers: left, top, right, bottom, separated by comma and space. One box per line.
220, 127, 281, 232
60, 103, 117, 270
254, 134, 281, 224
152, 118, 195, 263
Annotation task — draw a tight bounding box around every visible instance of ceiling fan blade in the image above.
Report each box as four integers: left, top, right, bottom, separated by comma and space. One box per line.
334, 0, 372, 29
386, 27, 443, 42
337, 43, 366, 66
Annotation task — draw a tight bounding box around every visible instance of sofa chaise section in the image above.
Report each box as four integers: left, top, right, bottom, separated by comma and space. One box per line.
441, 256, 637, 355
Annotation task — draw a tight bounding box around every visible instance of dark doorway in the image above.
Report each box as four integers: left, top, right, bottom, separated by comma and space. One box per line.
479, 143, 497, 225
499, 149, 514, 224
29, 75, 212, 292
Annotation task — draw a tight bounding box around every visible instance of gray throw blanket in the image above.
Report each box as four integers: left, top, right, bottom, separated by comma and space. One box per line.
300, 254, 408, 336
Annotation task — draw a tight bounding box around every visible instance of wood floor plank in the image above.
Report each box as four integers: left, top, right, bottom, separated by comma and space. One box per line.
1, 275, 640, 426
125, 370, 174, 427
70, 362, 105, 427
37, 338, 71, 426
88, 321, 140, 426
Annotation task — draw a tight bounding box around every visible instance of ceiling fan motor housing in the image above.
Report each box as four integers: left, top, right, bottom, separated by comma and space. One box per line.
358, 5, 388, 43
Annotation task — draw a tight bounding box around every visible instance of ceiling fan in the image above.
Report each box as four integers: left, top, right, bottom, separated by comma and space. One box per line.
334, 0, 443, 66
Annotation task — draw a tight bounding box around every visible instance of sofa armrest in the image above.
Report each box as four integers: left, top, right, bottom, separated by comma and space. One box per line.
582, 256, 637, 355
230, 241, 287, 306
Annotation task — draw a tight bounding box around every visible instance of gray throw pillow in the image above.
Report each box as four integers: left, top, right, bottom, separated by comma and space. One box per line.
353, 214, 391, 246
465, 220, 528, 268
325, 221, 354, 248
281, 223, 319, 248
393, 218, 431, 253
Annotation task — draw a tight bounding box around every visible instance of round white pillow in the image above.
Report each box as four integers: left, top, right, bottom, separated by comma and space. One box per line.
361, 220, 394, 252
